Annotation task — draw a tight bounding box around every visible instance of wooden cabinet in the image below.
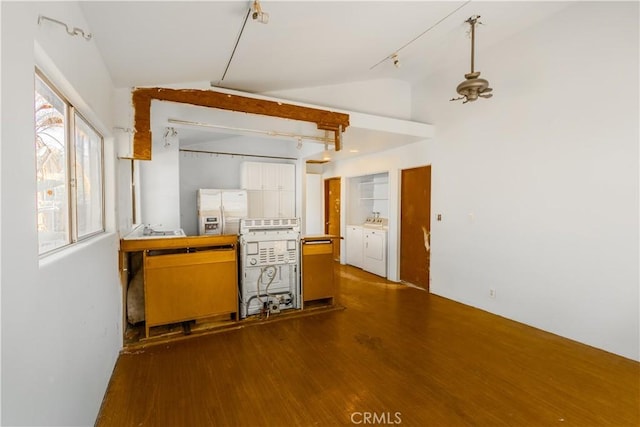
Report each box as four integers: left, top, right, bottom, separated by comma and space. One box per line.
121, 235, 238, 338
144, 247, 237, 337
302, 236, 337, 304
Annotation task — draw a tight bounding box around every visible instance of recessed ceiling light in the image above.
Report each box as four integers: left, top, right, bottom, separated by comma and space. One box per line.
349, 149, 359, 153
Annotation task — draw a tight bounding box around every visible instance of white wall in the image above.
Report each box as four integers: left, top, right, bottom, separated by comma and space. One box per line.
304, 174, 323, 235
267, 78, 412, 120
1, 2, 122, 425
412, 2, 639, 360
113, 88, 136, 233
138, 126, 182, 230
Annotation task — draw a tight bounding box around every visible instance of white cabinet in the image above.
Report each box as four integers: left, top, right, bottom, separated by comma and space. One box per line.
261, 190, 295, 218
241, 162, 295, 218
246, 190, 264, 218
262, 190, 279, 217
278, 190, 295, 217
261, 163, 280, 190
277, 164, 295, 191
346, 225, 363, 268
241, 162, 263, 190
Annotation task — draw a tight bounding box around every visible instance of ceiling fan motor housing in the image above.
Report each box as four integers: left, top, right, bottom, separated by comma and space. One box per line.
456, 72, 490, 102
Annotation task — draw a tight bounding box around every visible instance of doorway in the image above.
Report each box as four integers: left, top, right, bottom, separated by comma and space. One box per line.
324, 177, 341, 261
400, 165, 431, 289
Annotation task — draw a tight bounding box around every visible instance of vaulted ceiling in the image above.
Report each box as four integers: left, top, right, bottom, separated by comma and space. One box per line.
80, 1, 571, 161
80, 1, 571, 92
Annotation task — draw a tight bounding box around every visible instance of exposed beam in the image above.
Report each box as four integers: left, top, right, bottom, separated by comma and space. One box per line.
131, 87, 350, 160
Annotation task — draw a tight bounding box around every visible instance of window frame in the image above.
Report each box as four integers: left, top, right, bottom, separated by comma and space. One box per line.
72, 110, 106, 241
35, 68, 105, 256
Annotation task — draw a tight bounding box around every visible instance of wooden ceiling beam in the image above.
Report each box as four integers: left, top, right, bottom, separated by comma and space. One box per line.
131, 87, 350, 160
316, 123, 342, 152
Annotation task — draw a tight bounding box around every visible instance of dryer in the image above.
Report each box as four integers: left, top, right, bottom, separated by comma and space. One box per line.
363, 217, 387, 278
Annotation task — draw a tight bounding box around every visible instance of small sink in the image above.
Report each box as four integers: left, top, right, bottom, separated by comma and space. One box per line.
140, 227, 186, 237
146, 230, 177, 236
122, 226, 186, 240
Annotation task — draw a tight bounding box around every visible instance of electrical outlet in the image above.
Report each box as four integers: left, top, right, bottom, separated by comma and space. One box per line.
489, 288, 496, 299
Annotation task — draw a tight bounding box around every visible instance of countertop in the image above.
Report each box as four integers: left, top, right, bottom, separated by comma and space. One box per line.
302, 234, 341, 242
120, 231, 238, 252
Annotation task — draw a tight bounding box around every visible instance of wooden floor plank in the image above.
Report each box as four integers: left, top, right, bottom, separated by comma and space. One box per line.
97, 264, 639, 426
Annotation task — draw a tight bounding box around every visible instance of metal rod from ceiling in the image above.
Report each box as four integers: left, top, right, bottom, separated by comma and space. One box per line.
167, 118, 334, 144
219, 7, 251, 83
180, 148, 297, 161
469, 16, 476, 73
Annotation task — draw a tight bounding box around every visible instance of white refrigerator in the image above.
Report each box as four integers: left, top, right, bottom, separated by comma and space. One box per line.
197, 189, 248, 235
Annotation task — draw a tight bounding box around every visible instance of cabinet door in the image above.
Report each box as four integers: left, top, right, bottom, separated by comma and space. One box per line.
262, 190, 280, 217
241, 162, 263, 190
278, 163, 295, 191
144, 249, 238, 336
246, 190, 264, 218
302, 242, 334, 302
279, 190, 295, 218
364, 231, 384, 261
346, 226, 363, 268
261, 163, 280, 190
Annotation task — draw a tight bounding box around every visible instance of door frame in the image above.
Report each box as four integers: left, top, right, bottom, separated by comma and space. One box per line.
323, 177, 341, 261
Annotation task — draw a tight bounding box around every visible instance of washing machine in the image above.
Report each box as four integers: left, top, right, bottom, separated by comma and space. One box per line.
363, 217, 387, 278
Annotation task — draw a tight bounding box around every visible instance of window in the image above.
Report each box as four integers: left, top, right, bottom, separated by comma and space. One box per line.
74, 114, 104, 238
35, 70, 104, 254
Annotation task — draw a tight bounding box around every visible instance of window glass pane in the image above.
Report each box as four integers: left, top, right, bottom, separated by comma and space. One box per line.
35, 75, 69, 253
74, 113, 104, 238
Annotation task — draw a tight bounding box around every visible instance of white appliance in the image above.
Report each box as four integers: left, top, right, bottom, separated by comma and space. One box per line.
239, 218, 301, 319
197, 189, 248, 235
363, 217, 388, 278
346, 225, 364, 268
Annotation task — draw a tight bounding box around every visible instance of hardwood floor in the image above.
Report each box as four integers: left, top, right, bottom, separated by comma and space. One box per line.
97, 264, 639, 426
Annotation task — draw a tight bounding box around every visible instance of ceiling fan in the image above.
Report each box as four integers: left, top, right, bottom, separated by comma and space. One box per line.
451, 15, 493, 104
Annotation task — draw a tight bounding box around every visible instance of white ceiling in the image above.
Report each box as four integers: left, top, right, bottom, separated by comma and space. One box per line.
80, 1, 571, 160
80, 1, 571, 92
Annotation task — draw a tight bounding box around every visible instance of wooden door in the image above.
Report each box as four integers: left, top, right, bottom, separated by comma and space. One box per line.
324, 177, 341, 260
400, 165, 431, 289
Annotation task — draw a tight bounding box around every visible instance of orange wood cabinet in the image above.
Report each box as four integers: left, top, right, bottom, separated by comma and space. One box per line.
302, 236, 338, 304
121, 234, 238, 338
144, 247, 237, 337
